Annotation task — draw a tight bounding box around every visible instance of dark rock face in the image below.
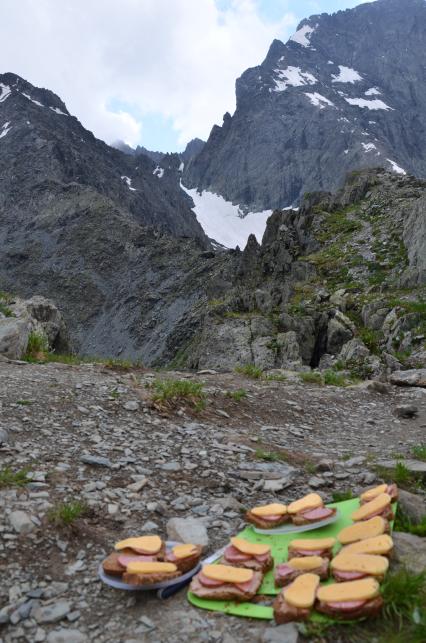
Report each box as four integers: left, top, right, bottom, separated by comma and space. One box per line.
185, 0, 426, 211
113, 138, 205, 166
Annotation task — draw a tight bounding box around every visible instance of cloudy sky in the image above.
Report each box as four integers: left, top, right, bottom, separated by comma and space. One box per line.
1, 0, 373, 151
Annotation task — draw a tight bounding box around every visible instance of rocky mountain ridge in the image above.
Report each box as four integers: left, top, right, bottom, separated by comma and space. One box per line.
185, 0, 426, 211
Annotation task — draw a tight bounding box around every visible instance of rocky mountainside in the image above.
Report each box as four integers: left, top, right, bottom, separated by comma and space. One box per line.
185, 0, 426, 211
114, 138, 205, 167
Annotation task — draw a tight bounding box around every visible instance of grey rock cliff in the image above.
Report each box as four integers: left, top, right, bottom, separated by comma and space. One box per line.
185, 0, 426, 211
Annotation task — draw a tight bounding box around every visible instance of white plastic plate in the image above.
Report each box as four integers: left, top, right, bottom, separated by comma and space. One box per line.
252, 509, 341, 535
98, 541, 201, 591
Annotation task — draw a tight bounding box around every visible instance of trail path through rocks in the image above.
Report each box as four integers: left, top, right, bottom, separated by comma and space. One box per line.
0, 361, 425, 642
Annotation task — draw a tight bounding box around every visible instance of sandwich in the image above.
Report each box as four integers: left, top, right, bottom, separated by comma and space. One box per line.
316, 578, 383, 620
245, 503, 289, 529
273, 573, 320, 624
288, 537, 336, 561
360, 483, 398, 504
102, 535, 165, 576
220, 537, 273, 573
341, 535, 393, 558
122, 561, 181, 585
165, 543, 203, 573
351, 493, 394, 522
331, 553, 389, 583
338, 516, 389, 546
288, 493, 336, 526
275, 556, 329, 587
189, 564, 263, 601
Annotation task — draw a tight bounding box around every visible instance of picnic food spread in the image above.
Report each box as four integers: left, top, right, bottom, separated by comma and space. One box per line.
220, 537, 273, 572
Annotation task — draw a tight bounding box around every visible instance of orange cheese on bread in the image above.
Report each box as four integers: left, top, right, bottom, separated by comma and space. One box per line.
251, 503, 287, 517
288, 493, 323, 515
283, 573, 320, 608
331, 553, 389, 575
287, 556, 324, 571
338, 516, 387, 545
114, 535, 162, 553
202, 564, 253, 584
289, 537, 336, 552
126, 561, 177, 574
351, 493, 391, 521
317, 577, 380, 603
342, 535, 393, 556
360, 484, 388, 503
172, 544, 198, 559
230, 538, 270, 556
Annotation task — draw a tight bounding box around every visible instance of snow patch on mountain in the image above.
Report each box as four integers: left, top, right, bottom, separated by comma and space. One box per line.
181, 184, 272, 249
305, 93, 335, 109
387, 159, 406, 175
0, 84, 11, 103
344, 97, 393, 111
121, 175, 137, 191
362, 142, 377, 152
365, 87, 381, 96
153, 166, 164, 178
273, 67, 317, 92
332, 66, 362, 83
0, 121, 11, 139
49, 106, 68, 116
22, 93, 44, 107
290, 24, 316, 47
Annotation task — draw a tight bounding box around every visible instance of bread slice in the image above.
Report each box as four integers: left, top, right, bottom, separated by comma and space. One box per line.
287, 493, 323, 515
122, 561, 180, 585
189, 570, 263, 601
341, 534, 393, 557
246, 503, 289, 529
360, 483, 398, 504
331, 553, 389, 582
316, 577, 383, 620
288, 537, 336, 559
102, 548, 134, 576
165, 544, 202, 573
351, 493, 393, 522
338, 516, 388, 545
273, 574, 320, 624
275, 557, 329, 587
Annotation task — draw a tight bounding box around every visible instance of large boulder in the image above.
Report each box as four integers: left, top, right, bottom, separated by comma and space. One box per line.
276, 331, 302, 368
393, 532, 426, 574
327, 312, 355, 355
0, 317, 30, 359
390, 369, 426, 387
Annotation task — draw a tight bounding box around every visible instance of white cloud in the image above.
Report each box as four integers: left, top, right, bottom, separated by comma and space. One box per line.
0, 0, 296, 146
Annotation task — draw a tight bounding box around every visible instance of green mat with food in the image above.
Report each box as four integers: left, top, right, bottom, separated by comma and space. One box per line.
188, 497, 396, 621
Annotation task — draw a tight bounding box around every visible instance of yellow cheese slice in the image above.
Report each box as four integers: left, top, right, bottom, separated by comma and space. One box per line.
317, 577, 380, 603
251, 503, 287, 517
331, 553, 389, 575
338, 516, 387, 545
115, 535, 162, 553
342, 535, 393, 556
126, 561, 177, 574
288, 556, 324, 571
283, 573, 320, 608
360, 484, 388, 503
230, 537, 270, 556
289, 537, 336, 552
351, 493, 391, 521
288, 493, 323, 515
172, 544, 198, 559
202, 564, 253, 584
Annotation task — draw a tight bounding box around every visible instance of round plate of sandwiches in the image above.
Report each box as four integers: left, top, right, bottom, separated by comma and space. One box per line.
99, 535, 203, 591
246, 493, 341, 534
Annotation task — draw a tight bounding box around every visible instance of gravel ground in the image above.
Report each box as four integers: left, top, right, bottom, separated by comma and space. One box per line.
0, 360, 425, 643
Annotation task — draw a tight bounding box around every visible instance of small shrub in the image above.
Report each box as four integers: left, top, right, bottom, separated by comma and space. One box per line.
0, 466, 30, 488
324, 370, 348, 387
299, 371, 323, 385
235, 364, 263, 379
412, 445, 426, 462
332, 490, 354, 503
226, 389, 247, 401
381, 569, 426, 624
150, 379, 206, 411
24, 331, 49, 360
394, 461, 413, 485
0, 302, 13, 317
48, 501, 89, 526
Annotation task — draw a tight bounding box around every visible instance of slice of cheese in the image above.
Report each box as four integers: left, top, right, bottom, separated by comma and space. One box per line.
115, 535, 162, 553
172, 544, 198, 559
351, 493, 391, 521
288, 493, 323, 515
126, 561, 177, 574
251, 503, 287, 517
283, 573, 320, 608
331, 553, 389, 575
317, 577, 380, 603
289, 537, 336, 552
202, 564, 253, 584
343, 535, 393, 556
230, 538, 270, 556
360, 484, 388, 503
288, 556, 324, 571
338, 516, 387, 545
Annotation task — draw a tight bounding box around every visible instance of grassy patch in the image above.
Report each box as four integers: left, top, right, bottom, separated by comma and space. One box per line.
48, 501, 89, 526
375, 461, 424, 491
394, 507, 426, 538
0, 466, 30, 488
255, 449, 281, 462
150, 379, 206, 411
323, 369, 349, 387
0, 302, 14, 317
225, 389, 247, 401
235, 364, 264, 379
358, 327, 383, 355
24, 331, 49, 360
16, 399, 32, 406
381, 569, 426, 624
299, 371, 323, 385
264, 373, 287, 382
412, 445, 426, 462
332, 490, 354, 503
